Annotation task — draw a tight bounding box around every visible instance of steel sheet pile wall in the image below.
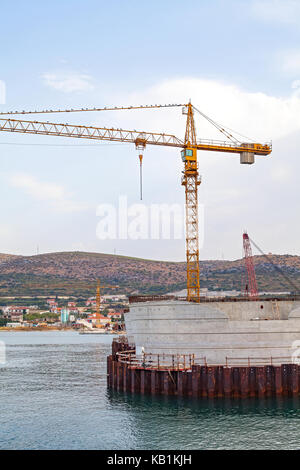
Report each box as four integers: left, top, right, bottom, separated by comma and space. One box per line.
107, 341, 300, 398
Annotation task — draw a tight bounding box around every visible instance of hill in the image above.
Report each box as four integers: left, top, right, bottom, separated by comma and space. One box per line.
0, 251, 299, 296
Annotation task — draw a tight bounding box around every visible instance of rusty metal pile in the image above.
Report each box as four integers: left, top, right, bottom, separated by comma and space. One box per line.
107, 338, 300, 398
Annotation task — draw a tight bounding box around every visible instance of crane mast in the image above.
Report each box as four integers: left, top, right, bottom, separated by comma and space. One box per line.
181, 103, 201, 301
0, 102, 272, 303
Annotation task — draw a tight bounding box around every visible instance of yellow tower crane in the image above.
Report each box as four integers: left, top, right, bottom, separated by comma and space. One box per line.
0, 102, 272, 302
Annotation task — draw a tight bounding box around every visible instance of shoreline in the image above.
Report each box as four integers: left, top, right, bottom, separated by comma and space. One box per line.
0, 327, 122, 333
0, 327, 75, 332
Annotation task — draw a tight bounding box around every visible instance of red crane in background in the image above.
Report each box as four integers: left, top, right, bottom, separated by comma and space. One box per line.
242, 231, 258, 298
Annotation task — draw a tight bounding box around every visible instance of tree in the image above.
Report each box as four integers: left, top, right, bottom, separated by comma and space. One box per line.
0, 318, 8, 327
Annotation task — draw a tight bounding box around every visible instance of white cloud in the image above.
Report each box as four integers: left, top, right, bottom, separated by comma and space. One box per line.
291, 79, 300, 89
42, 72, 95, 93
10, 174, 88, 213
252, 0, 300, 24
108, 77, 300, 143
280, 50, 300, 75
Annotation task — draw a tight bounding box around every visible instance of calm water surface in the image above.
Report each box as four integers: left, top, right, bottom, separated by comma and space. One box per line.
0, 331, 299, 450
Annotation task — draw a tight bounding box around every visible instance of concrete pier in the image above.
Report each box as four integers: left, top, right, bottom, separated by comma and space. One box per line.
125, 298, 300, 364
107, 338, 300, 398
107, 297, 300, 399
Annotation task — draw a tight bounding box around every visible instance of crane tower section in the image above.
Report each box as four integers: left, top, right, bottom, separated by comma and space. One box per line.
242, 231, 258, 299
181, 103, 201, 302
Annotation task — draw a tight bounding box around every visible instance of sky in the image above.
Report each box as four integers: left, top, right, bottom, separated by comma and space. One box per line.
0, 0, 300, 261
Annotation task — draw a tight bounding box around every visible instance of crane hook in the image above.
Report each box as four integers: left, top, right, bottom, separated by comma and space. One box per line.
139, 154, 143, 200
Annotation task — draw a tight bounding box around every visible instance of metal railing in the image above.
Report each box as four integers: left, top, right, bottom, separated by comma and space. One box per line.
196, 138, 272, 150
224, 356, 295, 367
116, 351, 296, 369
129, 294, 300, 304
117, 351, 199, 371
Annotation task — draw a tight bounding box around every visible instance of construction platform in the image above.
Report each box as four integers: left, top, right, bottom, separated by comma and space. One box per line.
107, 337, 300, 398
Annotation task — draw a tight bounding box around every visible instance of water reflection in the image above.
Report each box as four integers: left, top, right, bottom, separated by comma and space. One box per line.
107, 390, 300, 450
0, 331, 299, 450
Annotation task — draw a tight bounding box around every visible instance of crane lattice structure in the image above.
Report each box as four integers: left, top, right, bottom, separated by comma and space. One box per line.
0, 102, 272, 302
242, 231, 259, 299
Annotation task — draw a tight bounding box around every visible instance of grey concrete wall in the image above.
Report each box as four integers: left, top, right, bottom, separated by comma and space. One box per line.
217, 299, 300, 321
125, 300, 300, 365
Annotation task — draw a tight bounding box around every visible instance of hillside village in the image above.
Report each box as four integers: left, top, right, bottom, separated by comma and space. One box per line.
0, 293, 128, 331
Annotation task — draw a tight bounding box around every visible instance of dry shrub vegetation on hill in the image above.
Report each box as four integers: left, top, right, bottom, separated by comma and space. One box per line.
0, 251, 299, 296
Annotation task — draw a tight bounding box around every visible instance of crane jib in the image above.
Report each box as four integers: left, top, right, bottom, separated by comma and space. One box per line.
0, 118, 271, 155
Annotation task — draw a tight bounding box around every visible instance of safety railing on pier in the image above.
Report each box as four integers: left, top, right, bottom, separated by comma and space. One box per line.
116, 351, 296, 370
224, 356, 295, 367
117, 351, 199, 371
